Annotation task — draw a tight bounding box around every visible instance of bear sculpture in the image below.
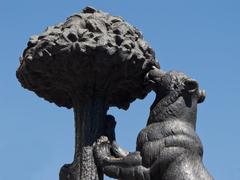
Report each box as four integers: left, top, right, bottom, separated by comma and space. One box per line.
94, 67, 213, 180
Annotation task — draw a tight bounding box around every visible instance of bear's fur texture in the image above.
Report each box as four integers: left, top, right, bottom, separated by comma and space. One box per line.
94, 68, 213, 180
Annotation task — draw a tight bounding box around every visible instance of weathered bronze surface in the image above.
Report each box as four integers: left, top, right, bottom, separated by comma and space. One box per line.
17, 6, 212, 180
94, 68, 213, 180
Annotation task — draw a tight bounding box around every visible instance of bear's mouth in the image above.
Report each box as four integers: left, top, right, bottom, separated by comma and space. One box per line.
144, 66, 166, 90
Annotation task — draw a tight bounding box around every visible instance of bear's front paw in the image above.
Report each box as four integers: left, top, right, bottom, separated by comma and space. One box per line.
93, 136, 112, 166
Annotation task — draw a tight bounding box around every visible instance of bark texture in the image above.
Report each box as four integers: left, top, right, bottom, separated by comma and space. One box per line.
60, 97, 107, 180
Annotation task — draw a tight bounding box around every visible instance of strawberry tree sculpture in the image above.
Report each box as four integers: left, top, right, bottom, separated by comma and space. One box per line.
16, 7, 159, 180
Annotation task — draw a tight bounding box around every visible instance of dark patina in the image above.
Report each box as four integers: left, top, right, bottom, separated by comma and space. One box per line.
17, 6, 212, 180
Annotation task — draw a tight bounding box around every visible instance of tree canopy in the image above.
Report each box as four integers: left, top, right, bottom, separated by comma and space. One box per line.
17, 6, 159, 109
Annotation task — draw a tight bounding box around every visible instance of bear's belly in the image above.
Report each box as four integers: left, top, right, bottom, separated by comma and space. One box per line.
136, 120, 202, 167
137, 120, 196, 150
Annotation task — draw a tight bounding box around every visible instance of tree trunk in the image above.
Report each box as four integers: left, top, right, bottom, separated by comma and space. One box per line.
60, 97, 108, 180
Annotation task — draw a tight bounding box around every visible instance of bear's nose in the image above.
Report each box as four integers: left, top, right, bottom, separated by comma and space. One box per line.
147, 66, 165, 81
144, 66, 165, 85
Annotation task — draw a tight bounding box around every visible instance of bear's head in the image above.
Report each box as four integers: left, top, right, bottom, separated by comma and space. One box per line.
145, 67, 206, 126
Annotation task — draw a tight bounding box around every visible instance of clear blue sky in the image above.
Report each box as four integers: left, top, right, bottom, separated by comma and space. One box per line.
1, 0, 239, 180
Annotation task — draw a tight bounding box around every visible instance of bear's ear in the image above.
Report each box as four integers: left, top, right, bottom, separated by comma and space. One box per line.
198, 89, 206, 103
185, 79, 198, 93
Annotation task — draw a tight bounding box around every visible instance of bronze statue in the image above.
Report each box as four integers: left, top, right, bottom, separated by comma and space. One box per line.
16, 6, 212, 180
94, 67, 213, 180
